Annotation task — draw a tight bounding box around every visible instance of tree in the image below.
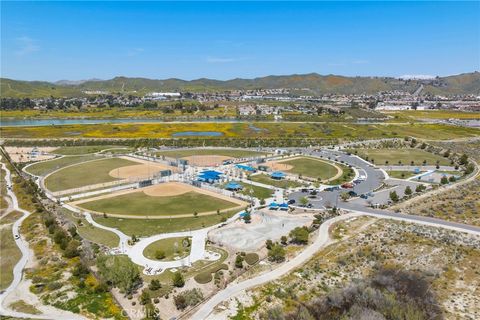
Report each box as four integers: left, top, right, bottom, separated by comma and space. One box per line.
140, 289, 151, 305
280, 236, 288, 245
340, 192, 349, 201
404, 186, 412, 196
289, 227, 309, 245
243, 212, 251, 224
235, 254, 244, 268
265, 239, 273, 250
389, 191, 399, 203
415, 184, 425, 193
172, 271, 185, 287
149, 279, 162, 291
268, 244, 286, 262
300, 196, 309, 207
459, 154, 468, 165
448, 176, 456, 183
440, 176, 449, 185
97, 255, 141, 294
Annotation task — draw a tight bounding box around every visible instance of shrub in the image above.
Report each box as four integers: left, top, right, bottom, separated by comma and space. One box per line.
174, 289, 204, 310
172, 271, 185, 287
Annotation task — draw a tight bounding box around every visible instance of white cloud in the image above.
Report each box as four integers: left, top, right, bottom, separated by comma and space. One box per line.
15, 36, 40, 55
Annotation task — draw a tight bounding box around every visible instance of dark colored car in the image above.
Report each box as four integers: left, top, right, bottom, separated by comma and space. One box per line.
288, 199, 296, 204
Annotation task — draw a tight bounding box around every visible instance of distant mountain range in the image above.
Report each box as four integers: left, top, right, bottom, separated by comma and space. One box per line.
1, 72, 479, 98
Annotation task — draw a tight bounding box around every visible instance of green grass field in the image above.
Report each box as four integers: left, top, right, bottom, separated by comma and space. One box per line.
351, 148, 451, 166
25, 155, 104, 176
143, 237, 191, 261
61, 209, 119, 248
79, 190, 240, 217
0, 226, 21, 290
236, 182, 273, 200
92, 208, 240, 236
280, 157, 340, 180
53, 145, 128, 155
249, 173, 305, 189
155, 148, 266, 158
44, 157, 137, 192
387, 170, 423, 179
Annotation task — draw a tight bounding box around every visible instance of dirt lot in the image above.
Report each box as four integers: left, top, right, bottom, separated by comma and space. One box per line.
208, 210, 312, 251
4, 147, 57, 163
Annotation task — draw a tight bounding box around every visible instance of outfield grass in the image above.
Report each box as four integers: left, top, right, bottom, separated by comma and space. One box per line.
237, 182, 273, 200
78, 190, 240, 217
143, 237, 191, 261
0, 226, 21, 290
44, 157, 137, 192
249, 173, 305, 189
53, 145, 127, 155
25, 155, 103, 176
92, 209, 240, 236
155, 148, 267, 158
351, 148, 451, 166
280, 157, 340, 180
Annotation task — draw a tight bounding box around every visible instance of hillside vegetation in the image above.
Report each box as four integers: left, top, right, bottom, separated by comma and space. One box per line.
1, 72, 479, 98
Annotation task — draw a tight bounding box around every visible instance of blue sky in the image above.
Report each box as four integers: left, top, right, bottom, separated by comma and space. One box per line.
1, 1, 479, 81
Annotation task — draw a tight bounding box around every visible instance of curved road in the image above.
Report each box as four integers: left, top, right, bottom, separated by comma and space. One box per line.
191, 148, 480, 319
0, 161, 85, 320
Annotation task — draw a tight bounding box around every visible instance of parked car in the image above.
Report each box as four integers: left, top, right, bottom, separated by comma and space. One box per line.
287, 199, 296, 204
348, 191, 357, 197
307, 203, 313, 208
360, 194, 368, 199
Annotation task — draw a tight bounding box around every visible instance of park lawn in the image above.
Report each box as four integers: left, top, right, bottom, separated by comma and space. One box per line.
0, 226, 22, 290
25, 155, 103, 176
79, 191, 240, 217
155, 148, 267, 158
238, 182, 273, 200
387, 170, 424, 179
143, 237, 191, 261
249, 173, 305, 189
353, 148, 451, 166
53, 145, 127, 155
61, 209, 119, 248
326, 163, 355, 185
280, 157, 340, 180
44, 157, 137, 192
92, 208, 240, 237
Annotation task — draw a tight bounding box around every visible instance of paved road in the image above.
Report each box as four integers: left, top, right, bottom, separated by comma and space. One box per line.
191, 148, 480, 319
0, 161, 85, 320
192, 206, 480, 319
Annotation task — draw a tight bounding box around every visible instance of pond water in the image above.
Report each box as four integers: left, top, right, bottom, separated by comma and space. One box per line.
171, 131, 224, 137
